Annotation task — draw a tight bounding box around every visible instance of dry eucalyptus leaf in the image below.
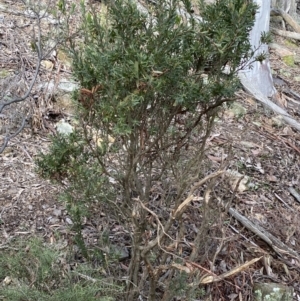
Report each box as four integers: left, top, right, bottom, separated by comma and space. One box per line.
41, 60, 54, 70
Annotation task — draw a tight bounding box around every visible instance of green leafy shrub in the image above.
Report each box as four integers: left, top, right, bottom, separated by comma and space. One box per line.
37, 0, 258, 300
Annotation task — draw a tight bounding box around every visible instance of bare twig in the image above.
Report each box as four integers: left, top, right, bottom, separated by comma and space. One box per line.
0, 0, 61, 153
196, 256, 262, 284
0, 13, 42, 114
173, 170, 224, 218
139, 170, 225, 257
274, 193, 293, 210
137, 198, 174, 243
0, 117, 27, 153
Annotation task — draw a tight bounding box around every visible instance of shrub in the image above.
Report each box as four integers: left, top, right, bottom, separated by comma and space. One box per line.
37, 0, 258, 300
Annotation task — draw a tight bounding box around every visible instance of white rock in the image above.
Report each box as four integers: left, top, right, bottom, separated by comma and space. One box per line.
58, 78, 79, 93
65, 217, 73, 225
56, 119, 73, 135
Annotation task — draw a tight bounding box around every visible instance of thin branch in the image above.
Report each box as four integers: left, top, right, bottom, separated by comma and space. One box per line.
0, 4, 43, 114
139, 170, 224, 256
137, 198, 175, 243
172, 170, 224, 218
0, 1, 58, 153
0, 59, 41, 114
0, 117, 26, 153
188, 256, 262, 284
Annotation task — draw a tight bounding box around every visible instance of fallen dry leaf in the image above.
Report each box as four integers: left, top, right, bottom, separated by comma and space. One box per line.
41, 60, 54, 70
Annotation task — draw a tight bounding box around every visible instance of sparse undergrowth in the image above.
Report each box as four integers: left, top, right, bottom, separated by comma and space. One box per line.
0, 237, 123, 301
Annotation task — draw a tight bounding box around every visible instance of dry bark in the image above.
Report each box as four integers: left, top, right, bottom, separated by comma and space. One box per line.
271, 8, 300, 33
271, 27, 300, 39
239, 0, 276, 98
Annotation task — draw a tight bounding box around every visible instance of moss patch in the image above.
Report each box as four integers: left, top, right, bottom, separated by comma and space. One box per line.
284, 39, 298, 49
282, 55, 295, 67
0, 69, 10, 78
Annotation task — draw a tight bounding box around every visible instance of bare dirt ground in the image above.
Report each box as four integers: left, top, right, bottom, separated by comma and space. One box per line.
1, 1, 300, 300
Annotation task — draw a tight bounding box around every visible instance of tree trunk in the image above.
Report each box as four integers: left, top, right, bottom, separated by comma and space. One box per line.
271, 0, 293, 12
272, 0, 298, 16
239, 0, 276, 97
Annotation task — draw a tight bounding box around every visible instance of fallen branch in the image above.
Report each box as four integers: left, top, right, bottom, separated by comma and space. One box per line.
239, 74, 300, 132
228, 207, 300, 260
271, 8, 300, 33
271, 27, 300, 40
199, 256, 262, 284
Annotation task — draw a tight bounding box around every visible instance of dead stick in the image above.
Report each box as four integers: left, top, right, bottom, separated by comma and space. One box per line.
288, 187, 300, 204
228, 207, 300, 260
271, 27, 300, 40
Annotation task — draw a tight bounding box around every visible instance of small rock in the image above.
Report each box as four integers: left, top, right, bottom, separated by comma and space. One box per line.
58, 78, 79, 93
57, 50, 72, 68
294, 76, 300, 82
110, 245, 130, 261
56, 119, 73, 135
271, 116, 284, 127
228, 102, 247, 119
0, 69, 10, 78
65, 217, 73, 225
53, 209, 62, 216
3, 276, 12, 286
253, 283, 293, 301
279, 70, 291, 77
294, 56, 300, 64
267, 175, 277, 182
48, 217, 59, 224
38, 80, 55, 94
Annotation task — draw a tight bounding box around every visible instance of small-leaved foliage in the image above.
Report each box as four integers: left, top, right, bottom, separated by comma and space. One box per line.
37, 0, 258, 299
